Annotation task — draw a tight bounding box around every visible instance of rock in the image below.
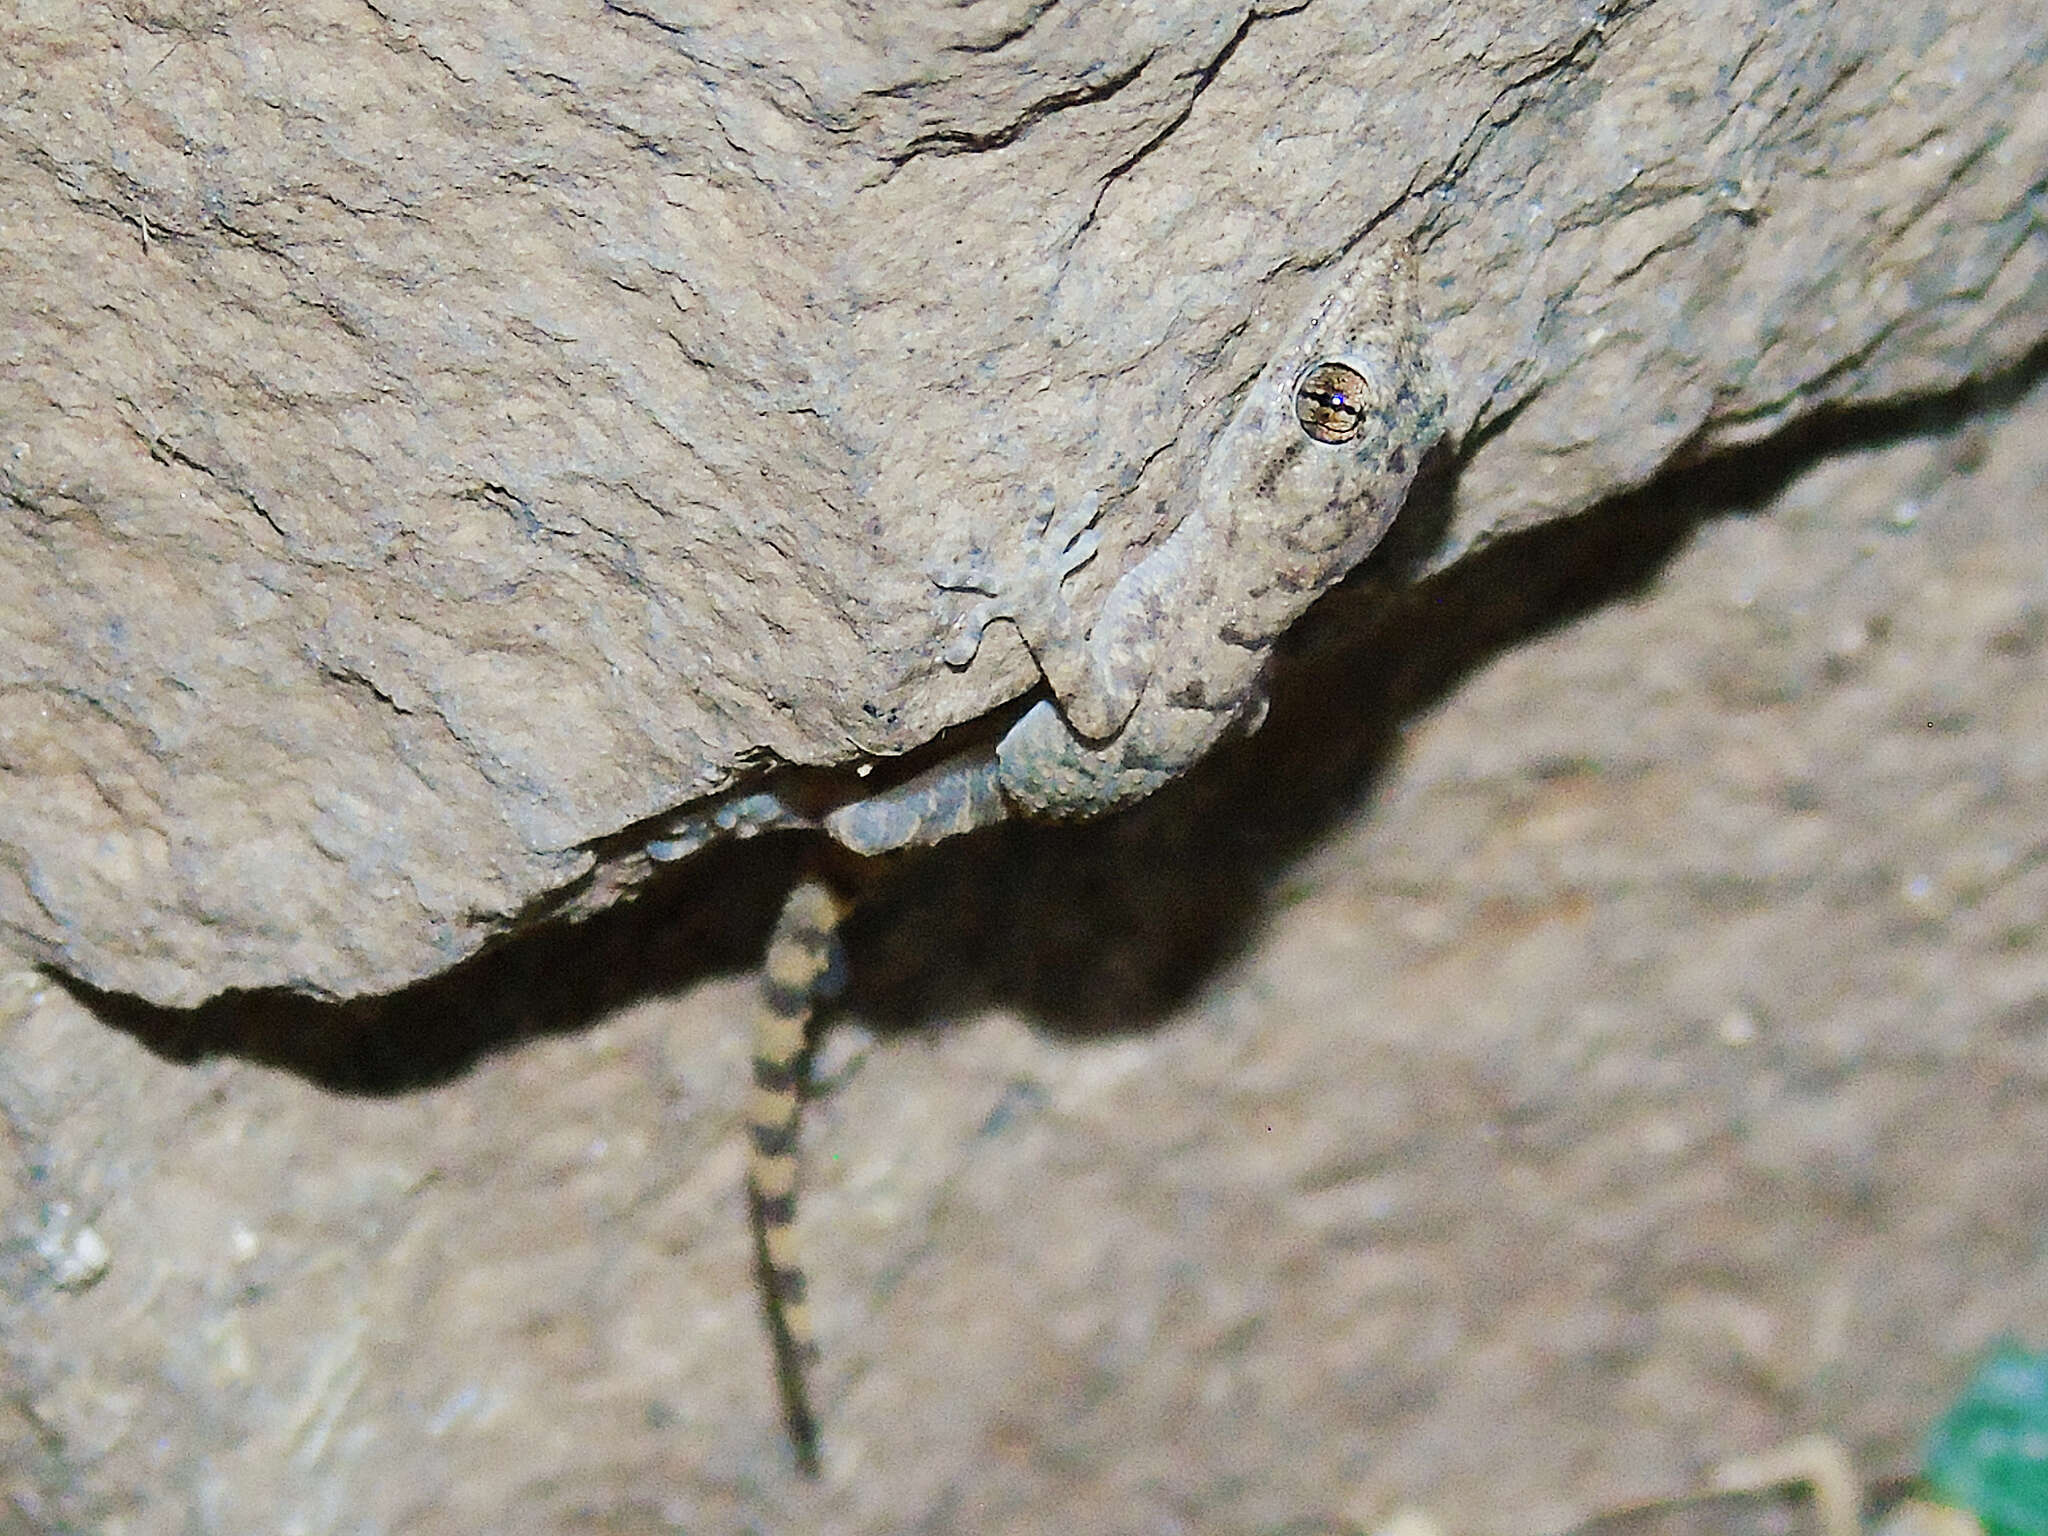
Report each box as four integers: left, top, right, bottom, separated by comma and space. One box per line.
5, 309, 2045, 1535
2, 0, 2044, 1007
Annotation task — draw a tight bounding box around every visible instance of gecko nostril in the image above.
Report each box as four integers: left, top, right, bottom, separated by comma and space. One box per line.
1292, 360, 1376, 444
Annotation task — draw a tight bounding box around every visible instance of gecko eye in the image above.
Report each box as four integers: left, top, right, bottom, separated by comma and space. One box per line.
1293, 361, 1375, 445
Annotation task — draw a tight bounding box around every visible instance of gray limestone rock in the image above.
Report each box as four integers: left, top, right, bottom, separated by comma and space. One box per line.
3, 0, 2045, 1003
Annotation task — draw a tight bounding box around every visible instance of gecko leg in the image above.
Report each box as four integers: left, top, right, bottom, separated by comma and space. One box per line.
746, 876, 847, 1478
933, 488, 1102, 668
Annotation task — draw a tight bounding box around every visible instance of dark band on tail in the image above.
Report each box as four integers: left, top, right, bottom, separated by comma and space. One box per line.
746, 876, 845, 1478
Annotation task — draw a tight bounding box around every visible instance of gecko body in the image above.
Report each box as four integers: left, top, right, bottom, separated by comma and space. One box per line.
944, 238, 1445, 819
832, 237, 1447, 852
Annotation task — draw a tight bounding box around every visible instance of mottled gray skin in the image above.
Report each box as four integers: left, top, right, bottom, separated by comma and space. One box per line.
827, 239, 1447, 853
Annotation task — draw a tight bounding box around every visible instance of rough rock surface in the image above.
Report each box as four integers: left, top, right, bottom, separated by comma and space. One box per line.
4, 310, 2044, 1536
3, 0, 2045, 1004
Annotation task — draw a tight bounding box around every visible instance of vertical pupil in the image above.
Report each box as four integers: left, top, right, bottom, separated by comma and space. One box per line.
1296, 362, 1371, 444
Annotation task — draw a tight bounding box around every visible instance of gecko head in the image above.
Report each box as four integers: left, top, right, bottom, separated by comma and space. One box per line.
1188, 239, 1451, 626
1246, 332, 1444, 553
1283, 313, 1442, 469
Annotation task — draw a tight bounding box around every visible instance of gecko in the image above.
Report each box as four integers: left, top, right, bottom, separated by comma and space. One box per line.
827, 235, 1448, 853
739, 236, 1449, 1472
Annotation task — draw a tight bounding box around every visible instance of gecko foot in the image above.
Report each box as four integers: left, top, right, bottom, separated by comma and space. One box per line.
933, 489, 1102, 668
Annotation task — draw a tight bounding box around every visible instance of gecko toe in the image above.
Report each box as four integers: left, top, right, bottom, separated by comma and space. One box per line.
1054, 523, 1100, 580
941, 603, 996, 667
929, 545, 997, 596
1043, 488, 1104, 559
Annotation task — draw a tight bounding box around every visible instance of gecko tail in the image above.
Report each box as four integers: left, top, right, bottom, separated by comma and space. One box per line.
746, 875, 846, 1478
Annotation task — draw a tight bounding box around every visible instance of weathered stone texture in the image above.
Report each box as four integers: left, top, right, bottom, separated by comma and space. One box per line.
2, 1, 2043, 1008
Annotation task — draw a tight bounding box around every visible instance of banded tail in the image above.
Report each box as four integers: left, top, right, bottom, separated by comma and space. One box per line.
747, 876, 845, 1477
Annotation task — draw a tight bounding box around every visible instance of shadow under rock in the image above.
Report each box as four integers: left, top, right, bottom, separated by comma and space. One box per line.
843, 458, 1697, 1039
844, 366, 2032, 1037
74, 356, 2032, 1085
77, 834, 808, 1094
